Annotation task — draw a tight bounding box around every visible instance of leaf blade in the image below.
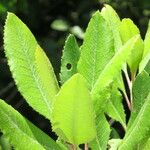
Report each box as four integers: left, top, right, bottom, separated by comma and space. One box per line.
127, 71, 150, 129
51, 73, 96, 145
119, 19, 144, 75
4, 13, 59, 120
0, 99, 61, 150
139, 20, 150, 73
91, 35, 140, 104
89, 113, 111, 150
78, 11, 115, 89
101, 4, 122, 51
118, 93, 150, 150
60, 34, 80, 84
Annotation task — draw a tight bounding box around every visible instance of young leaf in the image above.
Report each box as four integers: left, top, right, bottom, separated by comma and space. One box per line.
101, 4, 122, 51
105, 82, 126, 129
119, 19, 144, 76
51, 73, 96, 145
91, 35, 139, 105
60, 34, 80, 84
118, 93, 150, 150
127, 71, 150, 129
119, 19, 140, 43
78, 11, 115, 90
0, 99, 61, 150
139, 21, 150, 73
4, 13, 59, 120
89, 113, 111, 150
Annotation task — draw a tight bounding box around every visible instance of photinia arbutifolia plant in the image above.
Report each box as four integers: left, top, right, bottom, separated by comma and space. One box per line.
0, 4, 150, 150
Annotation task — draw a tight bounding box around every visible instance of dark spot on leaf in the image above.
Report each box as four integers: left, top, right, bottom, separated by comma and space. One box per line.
66, 63, 72, 70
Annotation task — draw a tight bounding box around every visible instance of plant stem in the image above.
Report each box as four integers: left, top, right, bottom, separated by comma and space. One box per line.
84, 143, 88, 150
123, 91, 131, 111
124, 67, 133, 110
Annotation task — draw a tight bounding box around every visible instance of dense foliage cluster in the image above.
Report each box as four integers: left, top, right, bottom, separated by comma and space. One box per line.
0, 4, 150, 150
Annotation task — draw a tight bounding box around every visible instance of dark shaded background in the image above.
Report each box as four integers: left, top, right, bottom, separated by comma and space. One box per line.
0, 0, 150, 141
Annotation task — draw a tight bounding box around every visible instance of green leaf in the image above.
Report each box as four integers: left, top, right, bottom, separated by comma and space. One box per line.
101, 5, 126, 126
91, 35, 139, 106
35, 45, 59, 106
0, 135, 11, 150
91, 37, 139, 142
89, 113, 111, 150
143, 20, 150, 58
51, 19, 69, 31
143, 138, 150, 150
105, 82, 126, 129
118, 93, 150, 150
145, 60, 150, 74
101, 4, 126, 97
139, 53, 150, 74
0, 99, 61, 150
51, 73, 96, 145
4, 13, 59, 120
119, 19, 144, 76
127, 71, 150, 129
78, 11, 115, 90
119, 19, 139, 43
108, 139, 122, 150
60, 34, 80, 84
26, 120, 61, 150
110, 128, 120, 139
101, 4, 122, 51
139, 21, 150, 73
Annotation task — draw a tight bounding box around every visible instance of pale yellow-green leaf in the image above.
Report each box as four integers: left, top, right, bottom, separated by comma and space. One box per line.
51, 73, 96, 145
119, 19, 144, 76
101, 4, 122, 51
